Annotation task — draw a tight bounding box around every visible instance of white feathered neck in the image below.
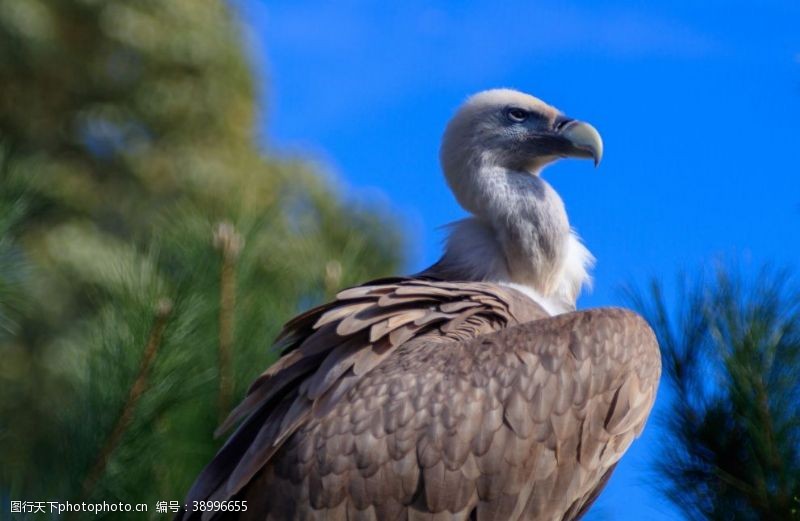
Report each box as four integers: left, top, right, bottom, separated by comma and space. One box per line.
425, 166, 594, 315
420, 89, 596, 314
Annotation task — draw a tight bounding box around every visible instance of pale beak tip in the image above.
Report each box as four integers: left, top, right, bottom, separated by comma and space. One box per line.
562, 120, 603, 169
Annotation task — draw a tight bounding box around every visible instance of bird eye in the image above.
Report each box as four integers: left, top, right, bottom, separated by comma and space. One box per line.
506, 108, 528, 122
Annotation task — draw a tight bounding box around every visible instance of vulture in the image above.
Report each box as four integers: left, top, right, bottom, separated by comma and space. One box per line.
180, 89, 661, 521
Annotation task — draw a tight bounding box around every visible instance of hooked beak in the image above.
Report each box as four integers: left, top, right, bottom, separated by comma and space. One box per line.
558, 120, 603, 167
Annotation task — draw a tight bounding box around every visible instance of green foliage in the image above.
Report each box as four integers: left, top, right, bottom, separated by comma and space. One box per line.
0, 0, 403, 517
0, 197, 30, 341
627, 267, 800, 520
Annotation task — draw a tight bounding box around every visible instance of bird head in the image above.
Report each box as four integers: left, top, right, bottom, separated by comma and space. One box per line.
440, 88, 603, 179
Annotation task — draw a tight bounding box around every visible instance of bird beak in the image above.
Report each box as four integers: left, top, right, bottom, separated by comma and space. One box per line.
558, 120, 603, 167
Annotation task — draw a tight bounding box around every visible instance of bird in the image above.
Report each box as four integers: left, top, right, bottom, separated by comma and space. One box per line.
179, 89, 661, 521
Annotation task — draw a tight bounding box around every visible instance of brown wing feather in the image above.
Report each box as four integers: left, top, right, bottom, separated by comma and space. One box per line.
179, 280, 659, 521
180, 278, 545, 518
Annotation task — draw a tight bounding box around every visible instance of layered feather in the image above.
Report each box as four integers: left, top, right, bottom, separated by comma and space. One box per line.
180, 278, 660, 521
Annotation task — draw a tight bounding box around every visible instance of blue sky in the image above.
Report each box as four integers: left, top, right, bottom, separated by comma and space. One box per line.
233, 1, 800, 518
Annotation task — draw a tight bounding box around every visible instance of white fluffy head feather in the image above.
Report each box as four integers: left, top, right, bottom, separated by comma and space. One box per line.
422, 88, 602, 314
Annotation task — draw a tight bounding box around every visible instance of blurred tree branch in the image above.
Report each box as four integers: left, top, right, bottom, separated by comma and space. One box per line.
0, 0, 404, 515
626, 266, 800, 520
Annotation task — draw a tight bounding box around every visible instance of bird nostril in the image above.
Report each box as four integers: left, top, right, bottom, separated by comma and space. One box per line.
554, 117, 574, 132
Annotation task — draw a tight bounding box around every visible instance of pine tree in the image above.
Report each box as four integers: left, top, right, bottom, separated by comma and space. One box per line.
627, 267, 800, 520
0, 0, 403, 516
